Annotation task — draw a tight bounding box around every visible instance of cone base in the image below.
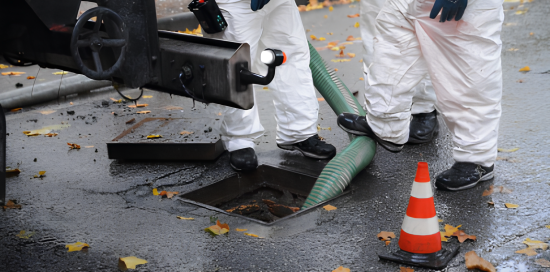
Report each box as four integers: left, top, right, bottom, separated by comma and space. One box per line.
378, 244, 459, 270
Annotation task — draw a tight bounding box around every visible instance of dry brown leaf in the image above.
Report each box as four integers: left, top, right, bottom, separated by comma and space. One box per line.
452, 230, 477, 243
515, 247, 537, 256
377, 231, 396, 241
323, 204, 337, 211
465, 251, 496, 272
226, 204, 260, 214
347, 13, 360, 18
6, 168, 21, 176
44, 133, 58, 137
67, 143, 80, 149
400, 267, 414, 272
535, 259, 550, 268
332, 266, 350, 272
3, 200, 22, 210
125, 118, 135, 124
482, 185, 494, 196
10, 108, 22, 112
27, 76, 35, 80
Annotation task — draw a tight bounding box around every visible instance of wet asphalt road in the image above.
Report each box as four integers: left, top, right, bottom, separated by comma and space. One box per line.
1, 1, 550, 271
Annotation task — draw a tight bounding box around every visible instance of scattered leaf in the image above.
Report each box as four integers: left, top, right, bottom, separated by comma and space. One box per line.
329, 6, 334, 11
67, 143, 80, 149
338, 50, 345, 58
205, 220, 230, 236
535, 259, 550, 268
441, 232, 449, 242
332, 266, 350, 272
323, 204, 337, 211
465, 251, 496, 272
331, 59, 351, 62
152, 188, 159, 196
27, 76, 36, 80
40, 110, 56, 115
226, 204, 260, 215
176, 216, 194, 220
44, 133, 58, 137
1, 71, 26, 76
126, 118, 136, 124
10, 108, 22, 112
180, 131, 194, 135
244, 233, 260, 238
6, 168, 21, 176
518, 66, 530, 72
146, 135, 162, 139
159, 191, 178, 199
177, 25, 203, 36
128, 104, 148, 108
118, 256, 147, 270
16, 230, 35, 239
310, 35, 317, 40
263, 200, 300, 217
546, 225, 550, 229
498, 147, 519, 152
0, 64, 9, 69
377, 231, 396, 241
347, 53, 356, 58
400, 267, 414, 272
505, 203, 519, 208
482, 185, 494, 196
136, 111, 151, 114
84, 146, 94, 148
515, 9, 528, 14
236, 228, 248, 232
52, 71, 68, 75
142, 95, 153, 98
163, 105, 183, 110
327, 42, 338, 48
65, 242, 89, 252
354, 22, 359, 28
523, 238, 548, 250
452, 230, 477, 243
442, 224, 462, 238
330, 46, 340, 51
334, 68, 338, 71
3, 200, 22, 210
359, 77, 364, 81
515, 247, 538, 256
347, 13, 360, 18
488, 201, 494, 206
317, 97, 325, 101
319, 37, 326, 41
530, 32, 534, 35
508, 48, 519, 51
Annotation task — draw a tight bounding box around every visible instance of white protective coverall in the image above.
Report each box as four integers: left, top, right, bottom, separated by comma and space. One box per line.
208, 0, 319, 152
360, 0, 436, 115
366, 0, 503, 166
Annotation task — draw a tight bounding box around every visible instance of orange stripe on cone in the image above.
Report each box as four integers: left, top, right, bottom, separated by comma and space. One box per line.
398, 162, 442, 254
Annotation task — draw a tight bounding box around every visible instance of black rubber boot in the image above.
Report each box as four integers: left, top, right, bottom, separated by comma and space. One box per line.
408, 110, 439, 144
337, 112, 403, 153
229, 147, 258, 171
435, 162, 494, 191
277, 134, 336, 159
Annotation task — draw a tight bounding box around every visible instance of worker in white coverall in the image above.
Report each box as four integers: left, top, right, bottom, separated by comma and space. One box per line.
338, 0, 503, 190
361, 0, 439, 144
208, 0, 336, 171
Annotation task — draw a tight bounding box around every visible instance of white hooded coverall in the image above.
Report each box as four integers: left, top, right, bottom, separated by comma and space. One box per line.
208, 0, 319, 152
360, 0, 436, 116
366, 0, 503, 166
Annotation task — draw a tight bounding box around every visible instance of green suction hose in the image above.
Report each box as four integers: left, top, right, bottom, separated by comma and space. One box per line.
302, 42, 377, 209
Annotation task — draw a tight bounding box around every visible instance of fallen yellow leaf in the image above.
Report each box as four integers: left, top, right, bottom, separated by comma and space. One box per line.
118, 256, 147, 270
329, 6, 333, 11
137, 111, 151, 114
152, 188, 159, 196
6, 168, 21, 175
359, 77, 364, 81
323, 204, 337, 211
354, 22, 359, 28
16, 230, 35, 239
10, 108, 22, 112
205, 220, 230, 236
146, 135, 162, 139
0, 64, 9, 69
331, 59, 351, 62
142, 95, 153, 98
518, 66, 530, 72
442, 224, 462, 237
128, 104, 148, 108
319, 37, 326, 41
244, 233, 260, 238
546, 225, 550, 229
310, 35, 317, 40
176, 216, 194, 220
515, 247, 537, 256
332, 266, 350, 272
236, 228, 248, 232
347, 53, 356, 58
38, 171, 46, 176
347, 13, 360, 18
498, 147, 519, 152
523, 238, 548, 250
40, 110, 56, 115
441, 232, 449, 242
65, 242, 89, 252
1, 71, 26, 76
262, 86, 269, 90
52, 71, 68, 75
505, 203, 519, 208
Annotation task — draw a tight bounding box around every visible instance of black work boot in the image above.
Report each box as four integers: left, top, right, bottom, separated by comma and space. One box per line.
229, 148, 258, 171
337, 112, 403, 153
277, 134, 336, 159
408, 110, 439, 144
435, 162, 494, 191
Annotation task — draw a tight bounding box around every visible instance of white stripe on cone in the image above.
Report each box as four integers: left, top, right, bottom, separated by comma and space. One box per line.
401, 215, 440, 236
410, 181, 433, 199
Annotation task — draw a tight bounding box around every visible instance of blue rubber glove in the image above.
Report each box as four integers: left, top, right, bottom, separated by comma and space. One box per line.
430, 0, 468, 22
251, 0, 270, 11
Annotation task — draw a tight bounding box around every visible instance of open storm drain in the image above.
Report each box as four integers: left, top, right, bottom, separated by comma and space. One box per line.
179, 164, 349, 225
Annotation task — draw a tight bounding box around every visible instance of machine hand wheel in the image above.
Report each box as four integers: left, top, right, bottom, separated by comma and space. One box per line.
70, 7, 128, 80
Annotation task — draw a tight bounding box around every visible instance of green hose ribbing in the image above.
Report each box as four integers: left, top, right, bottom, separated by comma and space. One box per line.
302, 42, 377, 209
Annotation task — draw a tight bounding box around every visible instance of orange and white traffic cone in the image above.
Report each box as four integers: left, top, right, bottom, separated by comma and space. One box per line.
378, 162, 459, 270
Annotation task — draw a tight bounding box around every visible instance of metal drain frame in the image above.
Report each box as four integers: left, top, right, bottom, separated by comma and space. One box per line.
178, 164, 350, 226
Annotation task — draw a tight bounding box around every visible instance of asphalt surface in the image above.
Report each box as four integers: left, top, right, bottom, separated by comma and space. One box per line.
1, 1, 550, 271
